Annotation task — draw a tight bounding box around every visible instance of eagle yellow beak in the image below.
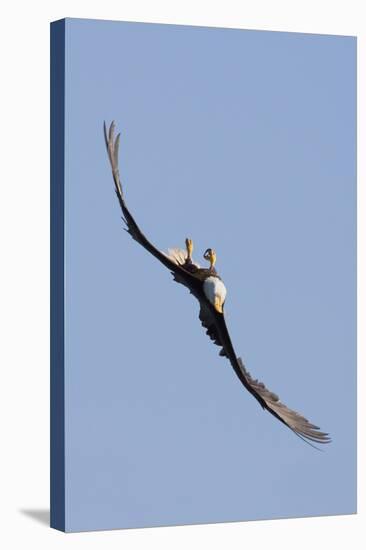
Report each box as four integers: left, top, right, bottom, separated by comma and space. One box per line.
214, 295, 223, 313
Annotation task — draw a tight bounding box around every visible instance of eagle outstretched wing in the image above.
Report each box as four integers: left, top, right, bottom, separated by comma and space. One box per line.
104, 121, 201, 293
199, 303, 331, 445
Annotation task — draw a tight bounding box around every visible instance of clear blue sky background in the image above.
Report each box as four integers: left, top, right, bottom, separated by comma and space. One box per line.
62, 18, 356, 532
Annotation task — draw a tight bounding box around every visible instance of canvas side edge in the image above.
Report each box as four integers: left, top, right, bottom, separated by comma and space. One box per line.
50, 18, 66, 533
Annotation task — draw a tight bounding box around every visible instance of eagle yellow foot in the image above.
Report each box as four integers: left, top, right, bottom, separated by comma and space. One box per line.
185, 238, 193, 260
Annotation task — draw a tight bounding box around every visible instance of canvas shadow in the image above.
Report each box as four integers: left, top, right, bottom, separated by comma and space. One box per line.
20, 508, 50, 527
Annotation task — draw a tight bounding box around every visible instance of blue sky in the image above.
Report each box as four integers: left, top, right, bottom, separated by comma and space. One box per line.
62, 18, 356, 531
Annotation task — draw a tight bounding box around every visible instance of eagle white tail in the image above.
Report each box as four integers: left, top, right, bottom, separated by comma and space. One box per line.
163, 247, 200, 268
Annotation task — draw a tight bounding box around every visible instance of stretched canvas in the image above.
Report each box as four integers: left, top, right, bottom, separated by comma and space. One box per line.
51, 18, 357, 532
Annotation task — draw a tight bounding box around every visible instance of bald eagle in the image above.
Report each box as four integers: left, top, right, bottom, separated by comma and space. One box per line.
104, 121, 330, 447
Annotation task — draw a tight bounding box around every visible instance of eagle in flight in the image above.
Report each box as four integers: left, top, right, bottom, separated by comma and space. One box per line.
104, 121, 330, 448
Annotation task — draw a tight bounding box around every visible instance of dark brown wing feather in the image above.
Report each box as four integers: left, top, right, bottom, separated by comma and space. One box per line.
104, 121, 201, 293
199, 302, 331, 445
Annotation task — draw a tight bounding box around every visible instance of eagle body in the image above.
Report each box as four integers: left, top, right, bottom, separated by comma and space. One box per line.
166, 247, 227, 313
